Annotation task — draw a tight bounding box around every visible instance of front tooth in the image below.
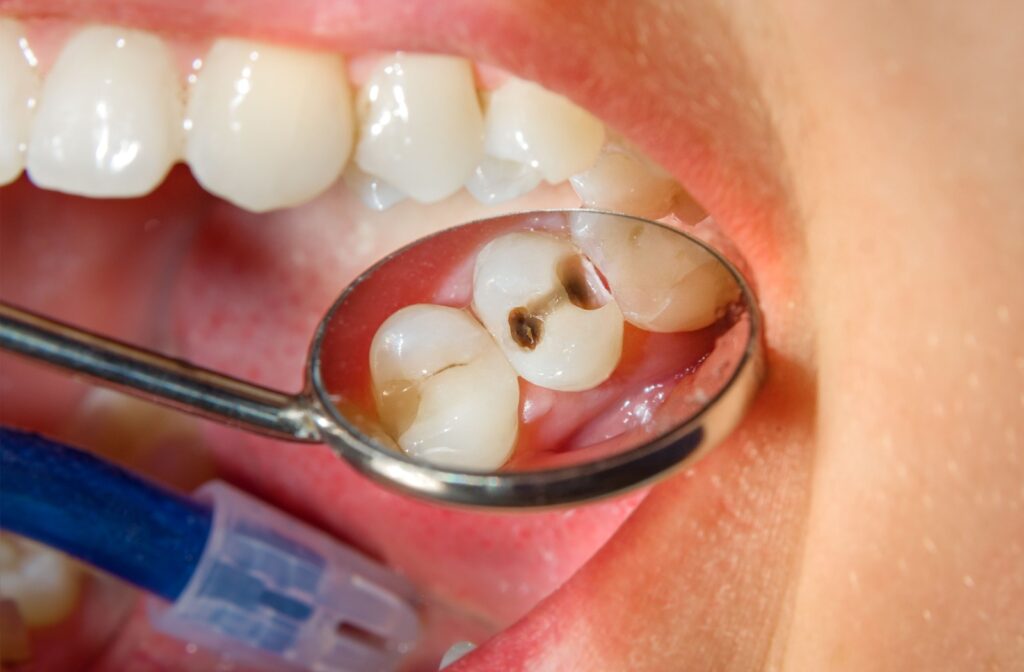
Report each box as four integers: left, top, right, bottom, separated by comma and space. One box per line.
0, 19, 39, 186
472, 232, 623, 391
465, 155, 543, 205
483, 78, 604, 184
343, 163, 406, 211
355, 54, 483, 203
26, 26, 180, 198
570, 213, 740, 332
569, 141, 681, 219
370, 304, 519, 470
185, 39, 353, 212
0, 534, 80, 628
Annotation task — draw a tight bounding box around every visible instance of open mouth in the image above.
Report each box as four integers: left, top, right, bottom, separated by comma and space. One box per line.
0, 2, 806, 670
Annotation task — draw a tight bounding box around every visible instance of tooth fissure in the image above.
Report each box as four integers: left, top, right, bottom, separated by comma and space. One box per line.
508, 307, 545, 350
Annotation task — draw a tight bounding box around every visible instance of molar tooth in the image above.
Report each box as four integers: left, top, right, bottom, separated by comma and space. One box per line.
26, 26, 180, 198
483, 78, 604, 184
0, 19, 38, 186
465, 155, 543, 205
0, 534, 80, 628
570, 212, 740, 332
473, 232, 623, 391
570, 141, 681, 219
370, 305, 519, 470
355, 54, 484, 203
185, 39, 353, 213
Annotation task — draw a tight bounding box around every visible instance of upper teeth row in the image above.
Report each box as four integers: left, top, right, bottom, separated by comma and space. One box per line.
369, 216, 740, 471
0, 19, 643, 214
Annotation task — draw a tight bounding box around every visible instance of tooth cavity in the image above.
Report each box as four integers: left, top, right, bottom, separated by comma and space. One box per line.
343, 164, 406, 211
465, 155, 542, 205
483, 78, 604, 184
473, 232, 623, 391
185, 39, 353, 212
0, 534, 80, 628
570, 213, 740, 332
570, 141, 681, 219
355, 54, 483, 203
0, 19, 38, 186
370, 305, 519, 470
26, 26, 180, 198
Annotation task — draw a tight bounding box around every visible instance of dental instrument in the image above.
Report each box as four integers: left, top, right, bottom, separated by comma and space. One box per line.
0, 426, 420, 672
0, 210, 764, 509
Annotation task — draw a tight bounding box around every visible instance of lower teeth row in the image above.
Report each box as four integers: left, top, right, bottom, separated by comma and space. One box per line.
0, 19, 688, 218
369, 214, 739, 471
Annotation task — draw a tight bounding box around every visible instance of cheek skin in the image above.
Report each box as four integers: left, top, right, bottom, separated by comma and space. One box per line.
743, 1, 1024, 669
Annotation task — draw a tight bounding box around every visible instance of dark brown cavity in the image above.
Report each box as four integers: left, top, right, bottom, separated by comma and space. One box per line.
509, 307, 544, 350
557, 254, 610, 311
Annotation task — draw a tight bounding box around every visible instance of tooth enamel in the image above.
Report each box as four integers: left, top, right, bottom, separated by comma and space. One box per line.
483, 78, 604, 184
0, 534, 80, 628
465, 155, 543, 205
370, 304, 519, 470
570, 213, 740, 332
343, 163, 406, 211
569, 141, 681, 219
26, 26, 181, 197
473, 232, 623, 391
0, 19, 38, 186
185, 39, 353, 212
355, 54, 484, 203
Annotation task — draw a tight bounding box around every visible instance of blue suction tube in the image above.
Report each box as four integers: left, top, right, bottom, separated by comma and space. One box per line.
0, 426, 211, 601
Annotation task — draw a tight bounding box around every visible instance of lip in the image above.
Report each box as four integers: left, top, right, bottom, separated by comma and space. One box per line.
0, 3, 807, 670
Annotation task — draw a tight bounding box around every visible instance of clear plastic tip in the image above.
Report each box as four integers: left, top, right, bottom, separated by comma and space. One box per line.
150, 481, 420, 672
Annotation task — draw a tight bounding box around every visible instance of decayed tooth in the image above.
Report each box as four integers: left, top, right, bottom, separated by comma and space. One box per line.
370, 304, 519, 470
355, 54, 483, 203
185, 39, 353, 212
343, 163, 406, 211
483, 78, 604, 184
0, 19, 39, 186
473, 232, 623, 391
0, 534, 80, 628
465, 155, 543, 205
570, 213, 740, 332
26, 26, 180, 197
570, 141, 681, 219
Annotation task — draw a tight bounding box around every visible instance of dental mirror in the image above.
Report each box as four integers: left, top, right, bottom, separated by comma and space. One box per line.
0, 210, 763, 509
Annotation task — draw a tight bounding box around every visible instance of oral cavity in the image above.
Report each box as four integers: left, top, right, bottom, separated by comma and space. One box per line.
0, 17, 700, 221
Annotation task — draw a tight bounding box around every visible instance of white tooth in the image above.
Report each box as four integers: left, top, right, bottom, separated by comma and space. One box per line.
185, 39, 353, 212
370, 304, 519, 470
483, 78, 604, 184
570, 141, 681, 219
0, 19, 39, 186
355, 54, 483, 203
570, 212, 740, 332
26, 26, 180, 197
472, 232, 623, 391
343, 163, 406, 211
0, 534, 80, 628
465, 155, 542, 205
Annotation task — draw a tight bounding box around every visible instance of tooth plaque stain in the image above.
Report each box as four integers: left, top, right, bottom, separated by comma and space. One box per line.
509, 307, 544, 350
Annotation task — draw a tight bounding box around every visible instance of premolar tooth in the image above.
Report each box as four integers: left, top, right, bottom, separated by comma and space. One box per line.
473, 232, 623, 391
0, 534, 80, 628
343, 163, 406, 211
370, 305, 519, 470
355, 54, 483, 203
570, 141, 681, 219
0, 19, 38, 186
26, 26, 180, 198
185, 39, 353, 212
465, 155, 542, 205
570, 212, 740, 332
483, 78, 604, 184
